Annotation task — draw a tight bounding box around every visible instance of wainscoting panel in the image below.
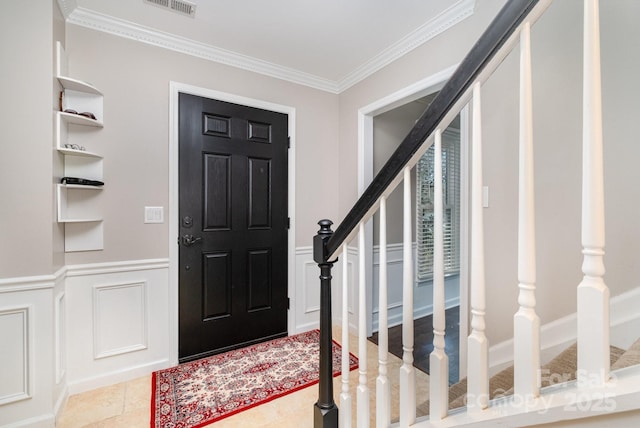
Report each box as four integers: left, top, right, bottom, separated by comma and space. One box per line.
0, 274, 56, 428
0, 306, 30, 406
55, 292, 66, 384
371, 243, 460, 332
294, 246, 358, 334
65, 259, 170, 394
302, 259, 320, 314
53, 270, 69, 423
293, 248, 320, 333
294, 245, 459, 335
93, 281, 147, 359
345, 248, 357, 316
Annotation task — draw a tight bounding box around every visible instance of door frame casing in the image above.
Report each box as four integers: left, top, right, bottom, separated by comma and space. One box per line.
356, 64, 470, 375
168, 82, 296, 365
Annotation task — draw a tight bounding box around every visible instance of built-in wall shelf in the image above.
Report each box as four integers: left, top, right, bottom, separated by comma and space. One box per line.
59, 111, 104, 128
56, 184, 103, 223
59, 184, 105, 191
57, 147, 102, 158
56, 76, 102, 95
55, 41, 105, 252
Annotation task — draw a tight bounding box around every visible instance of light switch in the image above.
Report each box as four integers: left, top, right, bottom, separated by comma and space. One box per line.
144, 206, 164, 224
482, 186, 489, 208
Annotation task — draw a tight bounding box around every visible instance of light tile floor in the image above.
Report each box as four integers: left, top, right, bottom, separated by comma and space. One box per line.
57, 326, 430, 427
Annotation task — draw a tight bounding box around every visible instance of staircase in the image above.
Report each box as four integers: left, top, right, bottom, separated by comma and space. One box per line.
310, 0, 640, 426
416, 339, 640, 417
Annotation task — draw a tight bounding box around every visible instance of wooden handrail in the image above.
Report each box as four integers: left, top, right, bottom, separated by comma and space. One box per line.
324, 0, 541, 259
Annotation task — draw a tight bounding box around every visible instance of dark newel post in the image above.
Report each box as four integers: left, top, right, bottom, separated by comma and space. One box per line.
313, 219, 339, 428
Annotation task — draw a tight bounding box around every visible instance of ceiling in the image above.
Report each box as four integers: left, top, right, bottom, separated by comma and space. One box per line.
60, 0, 475, 92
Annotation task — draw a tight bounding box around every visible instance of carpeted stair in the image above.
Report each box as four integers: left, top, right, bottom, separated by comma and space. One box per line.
416, 337, 640, 417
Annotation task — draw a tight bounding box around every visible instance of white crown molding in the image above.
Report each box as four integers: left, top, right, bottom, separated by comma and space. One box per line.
56, 0, 77, 20
66, 7, 341, 93
64, 1, 475, 94
337, 0, 476, 92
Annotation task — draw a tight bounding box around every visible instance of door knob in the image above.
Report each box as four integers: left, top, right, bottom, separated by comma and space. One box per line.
182, 234, 202, 247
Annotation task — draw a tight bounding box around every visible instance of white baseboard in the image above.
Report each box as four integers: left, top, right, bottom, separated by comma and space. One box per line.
610, 287, 640, 349
67, 358, 171, 395
488, 286, 640, 375
2, 414, 55, 428
53, 384, 69, 426
381, 296, 461, 331
292, 320, 320, 335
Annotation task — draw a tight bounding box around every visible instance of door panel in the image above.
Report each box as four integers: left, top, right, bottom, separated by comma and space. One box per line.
203, 154, 231, 230
202, 251, 232, 320
178, 93, 288, 362
248, 157, 271, 228
247, 248, 272, 311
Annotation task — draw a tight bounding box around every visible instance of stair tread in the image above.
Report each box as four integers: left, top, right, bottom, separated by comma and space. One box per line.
612, 338, 640, 370
417, 343, 627, 417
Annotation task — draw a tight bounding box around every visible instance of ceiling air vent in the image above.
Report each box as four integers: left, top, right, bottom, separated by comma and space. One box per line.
144, 0, 196, 17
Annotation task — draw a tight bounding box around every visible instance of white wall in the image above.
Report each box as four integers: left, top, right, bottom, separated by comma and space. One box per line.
337, 0, 640, 346
0, 1, 63, 426
56, 29, 344, 388
599, 0, 640, 299
45, 19, 343, 412
337, 0, 504, 224
1, 4, 342, 424
63, 24, 340, 262
52, 0, 66, 274
372, 99, 425, 245
0, 0, 55, 278
3, 1, 640, 426
481, 0, 640, 344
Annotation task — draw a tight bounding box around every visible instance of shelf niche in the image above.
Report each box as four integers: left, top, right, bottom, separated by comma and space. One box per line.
55, 41, 105, 252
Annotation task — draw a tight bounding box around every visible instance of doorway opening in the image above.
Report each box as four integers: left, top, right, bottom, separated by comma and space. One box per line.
357, 66, 470, 382
177, 93, 289, 362
168, 82, 296, 365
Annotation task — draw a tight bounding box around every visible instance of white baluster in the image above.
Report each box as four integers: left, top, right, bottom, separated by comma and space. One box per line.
341, 243, 352, 428
514, 21, 541, 399
430, 129, 449, 420
376, 197, 390, 428
358, 223, 370, 427
578, 0, 609, 387
399, 166, 416, 426
467, 82, 489, 411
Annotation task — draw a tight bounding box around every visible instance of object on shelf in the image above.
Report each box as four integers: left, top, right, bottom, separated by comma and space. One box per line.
61, 176, 104, 186
63, 109, 97, 120
64, 143, 86, 151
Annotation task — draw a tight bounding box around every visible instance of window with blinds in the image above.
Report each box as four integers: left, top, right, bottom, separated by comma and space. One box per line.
416, 129, 461, 281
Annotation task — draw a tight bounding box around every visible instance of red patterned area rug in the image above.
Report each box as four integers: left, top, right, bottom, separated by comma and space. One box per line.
151, 330, 358, 427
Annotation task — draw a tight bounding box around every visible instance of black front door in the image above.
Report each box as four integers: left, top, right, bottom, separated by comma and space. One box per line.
178, 93, 288, 362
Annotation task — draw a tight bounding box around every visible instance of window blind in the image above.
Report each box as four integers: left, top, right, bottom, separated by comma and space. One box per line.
416, 129, 461, 281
